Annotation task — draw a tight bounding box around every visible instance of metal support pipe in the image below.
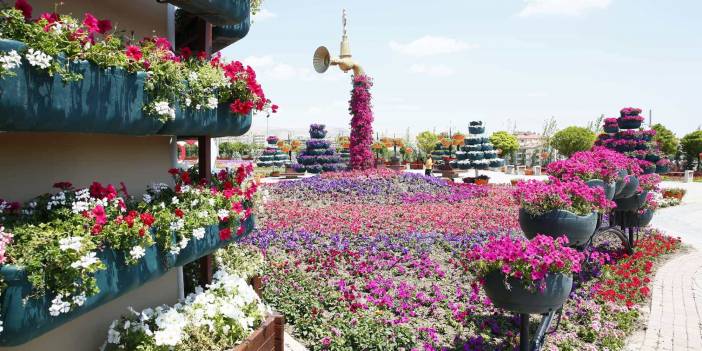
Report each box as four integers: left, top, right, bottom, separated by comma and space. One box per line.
520, 313, 530, 351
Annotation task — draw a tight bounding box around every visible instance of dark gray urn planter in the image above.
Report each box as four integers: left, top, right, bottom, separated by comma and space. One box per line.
519, 208, 597, 247
614, 176, 639, 200
614, 191, 648, 212
637, 209, 654, 227
614, 170, 629, 196
482, 271, 573, 314
585, 179, 616, 200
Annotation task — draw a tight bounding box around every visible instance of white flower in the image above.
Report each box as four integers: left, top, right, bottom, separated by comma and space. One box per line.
197, 210, 209, 219
188, 72, 198, 81
208, 199, 215, 206
130, 246, 146, 260
0, 50, 22, 71
25, 48, 52, 69
59, 236, 83, 251
169, 219, 184, 232
171, 196, 180, 205
73, 293, 87, 307
179, 237, 189, 249
71, 251, 99, 269
206, 96, 218, 109
49, 294, 71, 316
107, 325, 121, 344
153, 101, 176, 120
185, 97, 192, 107
190, 199, 199, 207
195, 104, 202, 110
192, 227, 206, 240
217, 209, 229, 220
142, 193, 152, 204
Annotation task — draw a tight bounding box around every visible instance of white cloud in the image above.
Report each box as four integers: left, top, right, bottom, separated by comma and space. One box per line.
409, 64, 455, 77
241, 56, 313, 81
253, 8, 276, 22
518, 0, 612, 17
389, 36, 477, 57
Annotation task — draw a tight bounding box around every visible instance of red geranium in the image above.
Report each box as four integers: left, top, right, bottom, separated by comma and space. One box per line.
219, 228, 232, 241
15, 0, 32, 20
140, 213, 155, 226
126, 45, 143, 61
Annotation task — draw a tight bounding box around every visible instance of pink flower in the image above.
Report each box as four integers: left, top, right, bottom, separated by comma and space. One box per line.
125, 45, 142, 61
82, 12, 99, 33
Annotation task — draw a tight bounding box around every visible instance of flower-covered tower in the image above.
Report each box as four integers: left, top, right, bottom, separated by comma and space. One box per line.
455, 121, 505, 170
596, 107, 671, 174
257, 136, 289, 168
293, 124, 346, 173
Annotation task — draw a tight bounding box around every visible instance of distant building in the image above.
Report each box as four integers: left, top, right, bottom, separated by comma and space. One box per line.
514, 131, 546, 166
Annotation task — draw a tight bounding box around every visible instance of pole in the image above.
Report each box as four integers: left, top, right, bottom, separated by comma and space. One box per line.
520, 313, 530, 351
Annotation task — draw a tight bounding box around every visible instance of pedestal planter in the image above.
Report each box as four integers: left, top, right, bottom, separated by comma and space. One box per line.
643, 165, 656, 174
645, 154, 661, 163
481, 144, 494, 151
603, 125, 619, 134
165, 0, 250, 26
0, 216, 255, 346
618, 119, 642, 129
482, 271, 573, 314
637, 209, 655, 227
613, 176, 639, 200
0, 39, 163, 135
231, 313, 284, 351
585, 179, 616, 200
614, 191, 648, 212
469, 126, 485, 134
158, 104, 252, 137
518, 209, 597, 247
656, 165, 670, 174
614, 170, 628, 196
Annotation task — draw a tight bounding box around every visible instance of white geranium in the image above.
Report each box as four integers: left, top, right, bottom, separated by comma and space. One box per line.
130, 246, 146, 260
192, 227, 206, 240
217, 209, 229, 221
142, 193, 152, 204
153, 101, 176, 120
0, 50, 22, 70
49, 294, 71, 316
25, 48, 52, 69
59, 236, 83, 251
206, 96, 218, 109
185, 97, 192, 107
70, 251, 99, 269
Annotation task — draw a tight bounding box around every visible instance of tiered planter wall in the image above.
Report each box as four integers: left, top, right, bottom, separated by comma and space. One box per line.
0, 39, 252, 137
257, 137, 289, 168
0, 217, 255, 346
455, 121, 504, 170
293, 125, 345, 173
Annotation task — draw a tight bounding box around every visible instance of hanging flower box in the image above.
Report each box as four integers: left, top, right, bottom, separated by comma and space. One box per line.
0, 39, 163, 135
0, 216, 255, 346
165, 0, 250, 26
158, 103, 252, 137
212, 15, 251, 52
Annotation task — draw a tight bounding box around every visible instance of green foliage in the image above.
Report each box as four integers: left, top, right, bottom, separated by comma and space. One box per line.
651, 123, 679, 156
218, 141, 253, 158
215, 244, 265, 280
489, 131, 520, 158
550, 126, 595, 157
415, 131, 439, 156
680, 130, 702, 170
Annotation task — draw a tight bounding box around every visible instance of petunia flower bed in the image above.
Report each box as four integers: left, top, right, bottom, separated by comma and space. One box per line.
242, 169, 679, 350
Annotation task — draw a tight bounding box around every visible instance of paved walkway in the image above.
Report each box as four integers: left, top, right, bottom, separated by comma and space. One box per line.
628, 181, 702, 351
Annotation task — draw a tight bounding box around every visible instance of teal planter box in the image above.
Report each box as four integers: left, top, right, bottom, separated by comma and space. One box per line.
0, 216, 255, 346
166, 0, 250, 26
158, 103, 252, 137
213, 14, 251, 52
0, 39, 163, 135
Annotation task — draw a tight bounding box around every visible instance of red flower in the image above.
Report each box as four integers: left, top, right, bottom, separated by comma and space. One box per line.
97, 19, 112, 34
138, 228, 146, 237
236, 225, 245, 236
154, 36, 172, 50
38, 12, 59, 24
168, 168, 180, 176
197, 51, 208, 61
219, 228, 232, 241
229, 99, 254, 115
140, 213, 155, 226
15, 0, 32, 20
180, 47, 193, 59
52, 181, 73, 190
83, 12, 99, 33
125, 45, 143, 61
174, 208, 184, 218
271, 104, 279, 113
91, 224, 103, 235
92, 205, 107, 225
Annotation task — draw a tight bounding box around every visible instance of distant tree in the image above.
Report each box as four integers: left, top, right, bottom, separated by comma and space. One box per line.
490, 131, 520, 162
587, 114, 605, 134
416, 131, 439, 157
550, 126, 595, 158
651, 123, 679, 157
680, 130, 702, 170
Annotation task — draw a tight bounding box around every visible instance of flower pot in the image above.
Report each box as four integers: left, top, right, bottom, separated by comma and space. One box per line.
469, 126, 485, 134
518, 208, 597, 247
464, 138, 481, 145
603, 125, 619, 134
0, 39, 164, 135
455, 151, 468, 160
637, 209, 655, 227
614, 170, 628, 195
309, 129, 327, 139
481, 143, 494, 151
585, 179, 616, 200
482, 270, 573, 314
475, 178, 489, 185
489, 159, 505, 168
645, 154, 660, 163
230, 313, 285, 351
614, 191, 648, 212
467, 152, 485, 161
212, 15, 251, 52
159, 105, 252, 137
656, 165, 670, 174
642, 165, 656, 174
462, 145, 481, 152
614, 176, 639, 199
165, 0, 250, 26
618, 119, 642, 129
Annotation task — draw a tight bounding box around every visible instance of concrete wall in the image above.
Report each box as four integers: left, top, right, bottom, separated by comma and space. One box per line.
0, 133, 175, 202
30, 0, 168, 38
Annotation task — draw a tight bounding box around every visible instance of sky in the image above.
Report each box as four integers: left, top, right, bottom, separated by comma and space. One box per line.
222, 0, 702, 138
